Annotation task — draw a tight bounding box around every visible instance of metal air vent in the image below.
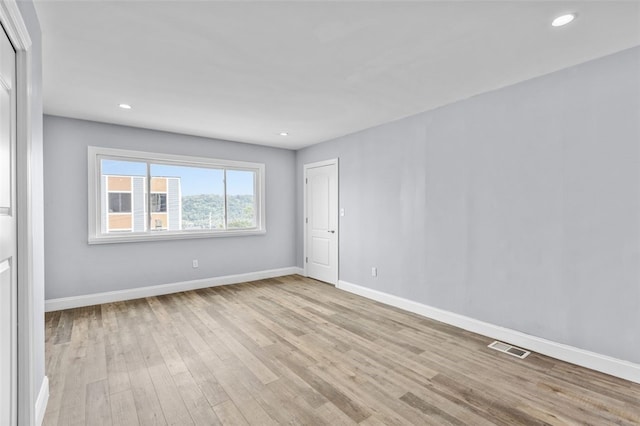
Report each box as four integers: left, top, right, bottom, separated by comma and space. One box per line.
488, 341, 530, 359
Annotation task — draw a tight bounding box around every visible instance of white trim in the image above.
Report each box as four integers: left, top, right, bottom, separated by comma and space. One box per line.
0, 2, 35, 425
337, 280, 640, 385
88, 146, 266, 244
303, 158, 339, 283
34, 377, 48, 426
88, 228, 267, 245
0, 1, 32, 50
45, 267, 304, 312
16, 37, 34, 426
304, 158, 339, 170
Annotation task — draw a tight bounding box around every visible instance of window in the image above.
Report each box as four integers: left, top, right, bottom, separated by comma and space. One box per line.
150, 193, 167, 213
88, 146, 265, 244
108, 193, 131, 213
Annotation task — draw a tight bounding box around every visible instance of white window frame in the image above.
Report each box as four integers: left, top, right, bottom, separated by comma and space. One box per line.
88, 146, 266, 244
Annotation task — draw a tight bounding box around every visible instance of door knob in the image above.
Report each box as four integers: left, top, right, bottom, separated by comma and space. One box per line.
328, 230, 335, 233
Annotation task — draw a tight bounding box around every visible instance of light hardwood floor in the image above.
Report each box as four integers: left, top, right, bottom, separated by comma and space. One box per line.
44, 275, 640, 425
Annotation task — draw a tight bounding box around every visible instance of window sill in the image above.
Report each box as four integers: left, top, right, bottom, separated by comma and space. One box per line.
88, 228, 266, 245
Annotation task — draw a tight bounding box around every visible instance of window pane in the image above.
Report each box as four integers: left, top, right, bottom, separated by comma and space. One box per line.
150, 164, 224, 231
101, 159, 146, 176
226, 169, 256, 229
101, 158, 146, 233
92, 147, 265, 242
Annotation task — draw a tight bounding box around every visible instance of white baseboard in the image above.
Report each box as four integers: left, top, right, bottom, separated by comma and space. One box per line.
337, 280, 640, 385
45, 267, 304, 312
35, 376, 49, 426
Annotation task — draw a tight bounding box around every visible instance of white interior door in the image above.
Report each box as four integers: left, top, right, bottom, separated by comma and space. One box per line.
305, 160, 338, 285
0, 23, 17, 426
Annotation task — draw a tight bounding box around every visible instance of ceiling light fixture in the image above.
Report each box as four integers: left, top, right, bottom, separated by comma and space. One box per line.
552, 13, 576, 27
279, 132, 289, 136
118, 103, 132, 109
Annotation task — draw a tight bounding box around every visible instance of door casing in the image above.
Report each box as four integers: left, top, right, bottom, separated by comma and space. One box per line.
0, 2, 34, 425
0, 20, 18, 426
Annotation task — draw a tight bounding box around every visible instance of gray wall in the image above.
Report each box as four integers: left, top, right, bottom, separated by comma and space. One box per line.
16, 0, 45, 422
44, 116, 296, 299
296, 46, 640, 364
44, 46, 639, 365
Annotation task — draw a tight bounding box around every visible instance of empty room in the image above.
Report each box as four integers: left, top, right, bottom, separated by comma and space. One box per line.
1, 1, 639, 425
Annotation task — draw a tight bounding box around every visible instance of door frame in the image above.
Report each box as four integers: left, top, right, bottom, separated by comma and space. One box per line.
0, 2, 34, 425
303, 158, 339, 283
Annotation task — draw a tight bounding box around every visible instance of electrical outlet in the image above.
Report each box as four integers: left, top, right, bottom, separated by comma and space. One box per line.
371, 267, 377, 277
340, 208, 345, 217
192, 259, 199, 268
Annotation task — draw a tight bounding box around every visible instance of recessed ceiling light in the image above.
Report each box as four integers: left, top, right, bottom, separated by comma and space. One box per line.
119, 103, 132, 109
552, 13, 576, 27
279, 132, 288, 136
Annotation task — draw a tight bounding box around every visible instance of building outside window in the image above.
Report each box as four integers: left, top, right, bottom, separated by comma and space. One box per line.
103, 175, 181, 233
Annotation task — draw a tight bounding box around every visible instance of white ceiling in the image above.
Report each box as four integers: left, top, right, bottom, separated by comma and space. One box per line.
34, 1, 640, 150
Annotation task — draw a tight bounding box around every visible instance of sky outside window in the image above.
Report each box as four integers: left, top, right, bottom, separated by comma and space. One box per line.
102, 159, 254, 196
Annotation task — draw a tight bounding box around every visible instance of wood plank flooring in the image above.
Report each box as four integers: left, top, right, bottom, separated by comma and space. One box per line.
44, 275, 640, 425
